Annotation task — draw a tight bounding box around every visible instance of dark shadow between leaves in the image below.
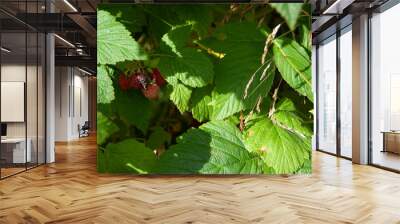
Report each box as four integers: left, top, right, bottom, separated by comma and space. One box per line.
153, 128, 212, 174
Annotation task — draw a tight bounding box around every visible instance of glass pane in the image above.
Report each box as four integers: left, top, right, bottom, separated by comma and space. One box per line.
317, 36, 337, 154
371, 5, 400, 171
312, 45, 317, 151
340, 27, 352, 158
26, 0, 39, 169
27, 31, 38, 169
38, 32, 45, 165
1, 30, 27, 177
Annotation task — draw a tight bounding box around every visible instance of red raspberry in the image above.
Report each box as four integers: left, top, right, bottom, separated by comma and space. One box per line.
151, 68, 166, 86
142, 83, 160, 100
130, 72, 147, 89
118, 74, 130, 91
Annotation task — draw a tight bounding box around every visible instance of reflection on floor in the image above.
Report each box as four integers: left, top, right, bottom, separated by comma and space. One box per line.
0, 163, 42, 178
373, 151, 400, 170
0, 136, 400, 223
0, 167, 25, 178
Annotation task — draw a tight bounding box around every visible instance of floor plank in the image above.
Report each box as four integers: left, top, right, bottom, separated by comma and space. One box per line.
0, 136, 400, 224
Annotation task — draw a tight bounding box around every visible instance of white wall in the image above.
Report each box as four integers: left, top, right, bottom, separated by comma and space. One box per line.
1, 63, 46, 164
55, 67, 89, 141
55, 66, 69, 141
1, 65, 40, 137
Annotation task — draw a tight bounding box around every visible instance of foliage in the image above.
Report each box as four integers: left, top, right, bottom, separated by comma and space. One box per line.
97, 3, 313, 174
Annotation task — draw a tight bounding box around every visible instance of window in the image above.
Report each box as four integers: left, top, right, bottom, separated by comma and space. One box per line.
370, 3, 400, 171
339, 26, 352, 158
0, 2, 46, 179
317, 35, 337, 154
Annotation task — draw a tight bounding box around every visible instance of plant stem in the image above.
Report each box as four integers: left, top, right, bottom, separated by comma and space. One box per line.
268, 78, 283, 118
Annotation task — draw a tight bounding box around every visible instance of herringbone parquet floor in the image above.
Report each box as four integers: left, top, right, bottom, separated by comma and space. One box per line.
1, 136, 400, 224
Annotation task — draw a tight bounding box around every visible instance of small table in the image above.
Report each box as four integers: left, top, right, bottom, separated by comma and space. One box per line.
1, 138, 31, 164
381, 131, 400, 154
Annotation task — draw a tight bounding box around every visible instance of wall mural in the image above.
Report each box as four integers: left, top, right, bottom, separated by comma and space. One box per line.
97, 3, 313, 174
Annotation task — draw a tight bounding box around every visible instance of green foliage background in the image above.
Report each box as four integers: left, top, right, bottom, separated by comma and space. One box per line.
97, 4, 313, 174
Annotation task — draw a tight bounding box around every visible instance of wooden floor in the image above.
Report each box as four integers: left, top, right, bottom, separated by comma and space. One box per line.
1, 136, 400, 224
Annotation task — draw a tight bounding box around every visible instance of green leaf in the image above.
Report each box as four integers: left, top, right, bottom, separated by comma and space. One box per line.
200, 21, 275, 120
272, 98, 313, 137
271, 3, 303, 30
146, 127, 172, 150
97, 65, 115, 104
244, 117, 310, 174
97, 10, 147, 65
263, 164, 278, 175
211, 21, 266, 48
296, 158, 312, 174
169, 82, 192, 113
273, 37, 313, 101
105, 139, 156, 174
158, 48, 214, 88
144, 5, 213, 38
97, 147, 107, 173
299, 5, 312, 51
115, 90, 152, 133
97, 111, 119, 145
99, 4, 146, 33
159, 25, 214, 87
209, 92, 244, 120
161, 25, 192, 55
190, 86, 213, 122
174, 5, 213, 37
212, 53, 275, 120
299, 23, 311, 51
155, 120, 264, 174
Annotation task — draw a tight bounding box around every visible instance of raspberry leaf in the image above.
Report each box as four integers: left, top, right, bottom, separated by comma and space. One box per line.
115, 89, 152, 133
97, 65, 115, 104
273, 37, 313, 101
169, 82, 192, 113
244, 116, 310, 174
272, 98, 313, 137
158, 48, 214, 88
190, 86, 213, 122
200, 22, 275, 120
154, 120, 264, 174
97, 111, 119, 146
97, 10, 148, 65
105, 139, 156, 174
271, 3, 303, 31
